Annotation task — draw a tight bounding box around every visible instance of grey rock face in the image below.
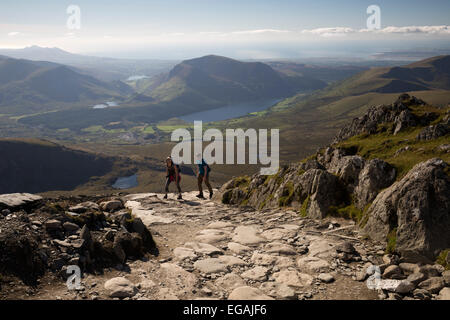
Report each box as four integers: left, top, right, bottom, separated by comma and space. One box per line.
417, 123, 450, 141
298, 169, 346, 219
0, 193, 42, 209
364, 158, 450, 262
354, 159, 396, 209
333, 94, 427, 143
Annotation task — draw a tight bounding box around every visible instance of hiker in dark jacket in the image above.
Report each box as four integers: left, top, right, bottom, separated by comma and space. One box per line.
196, 154, 213, 199
164, 156, 182, 200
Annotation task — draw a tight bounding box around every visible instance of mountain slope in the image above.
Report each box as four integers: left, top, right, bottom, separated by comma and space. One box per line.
0, 56, 131, 115
0, 139, 115, 193
323, 55, 450, 97
143, 55, 326, 105
0, 46, 177, 81
214, 55, 450, 163
216, 94, 450, 262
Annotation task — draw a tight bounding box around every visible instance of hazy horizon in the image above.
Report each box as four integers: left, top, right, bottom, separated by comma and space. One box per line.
1, 0, 450, 60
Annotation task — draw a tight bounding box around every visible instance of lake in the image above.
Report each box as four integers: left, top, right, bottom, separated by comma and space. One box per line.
93, 101, 119, 109
179, 99, 281, 123
112, 174, 138, 189
127, 75, 149, 81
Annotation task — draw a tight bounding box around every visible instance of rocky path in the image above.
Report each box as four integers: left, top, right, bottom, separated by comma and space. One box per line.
13, 191, 388, 300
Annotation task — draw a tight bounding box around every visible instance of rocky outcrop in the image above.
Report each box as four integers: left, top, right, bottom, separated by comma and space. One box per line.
217, 146, 397, 220
216, 94, 449, 265
333, 94, 433, 143
217, 163, 348, 219
363, 158, 450, 262
354, 159, 397, 209
0, 194, 158, 284
0, 193, 42, 210
417, 123, 450, 141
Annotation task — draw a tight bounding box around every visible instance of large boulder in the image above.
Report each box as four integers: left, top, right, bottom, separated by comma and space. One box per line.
0, 193, 42, 209
298, 169, 347, 219
333, 94, 427, 143
354, 159, 396, 209
417, 123, 449, 141
364, 158, 450, 262
328, 155, 365, 189
104, 277, 138, 298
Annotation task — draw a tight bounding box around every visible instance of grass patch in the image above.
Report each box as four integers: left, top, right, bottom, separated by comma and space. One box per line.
278, 182, 295, 207
300, 195, 310, 217
386, 228, 397, 254
328, 204, 364, 222
336, 106, 450, 180
358, 203, 373, 228
233, 176, 251, 190
436, 249, 450, 270
259, 194, 274, 210
142, 126, 155, 134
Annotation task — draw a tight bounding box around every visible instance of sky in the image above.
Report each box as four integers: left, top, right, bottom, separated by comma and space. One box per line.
1, 0, 450, 59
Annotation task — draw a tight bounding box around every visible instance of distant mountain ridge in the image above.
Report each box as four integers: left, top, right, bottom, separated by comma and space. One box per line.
0, 46, 177, 81
141, 55, 327, 105
327, 55, 450, 97
0, 55, 131, 114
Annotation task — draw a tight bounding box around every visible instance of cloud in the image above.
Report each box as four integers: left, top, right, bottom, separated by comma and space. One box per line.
301, 27, 355, 37
231, 29, 290, 35
302, 25, 450, 37
373, 25, 450, 34
7, 31, 25, 37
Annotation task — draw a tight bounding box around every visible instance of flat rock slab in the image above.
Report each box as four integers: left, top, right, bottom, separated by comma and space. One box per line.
232, 226, 266, 246
265, 242, 296, 255
173, 247, 197, 260
207, 221, 235, 229
140, 214, 175, 226
104, 277, 138, 298
194, 258, 229, 274
260, 282, 297, 300
228, 242, 252, 255
228, 286, 274, 300
241, 266, 269, 281
125, 200, 175, 225
297, 256, 330, 272
438, 287, 450, 300
250, 252, 278, 266
0, 193, 42, 208
261, 228, 296, 241
272, 270, 313, 288
306, 237, 338, 259
218, 255, 247, 267
195, 229, 230, 244
159, 263, 198, 294
215, 273, 247, 291
184, 242, 223, 255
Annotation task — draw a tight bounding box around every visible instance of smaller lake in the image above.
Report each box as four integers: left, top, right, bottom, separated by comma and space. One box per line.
112, 174, 138, 189
179, 99, 281, 123
127, 75, 149, 81
93, 101, 119, 109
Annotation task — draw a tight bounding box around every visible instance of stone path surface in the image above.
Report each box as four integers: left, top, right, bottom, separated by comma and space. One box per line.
22, 191, 384, 300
